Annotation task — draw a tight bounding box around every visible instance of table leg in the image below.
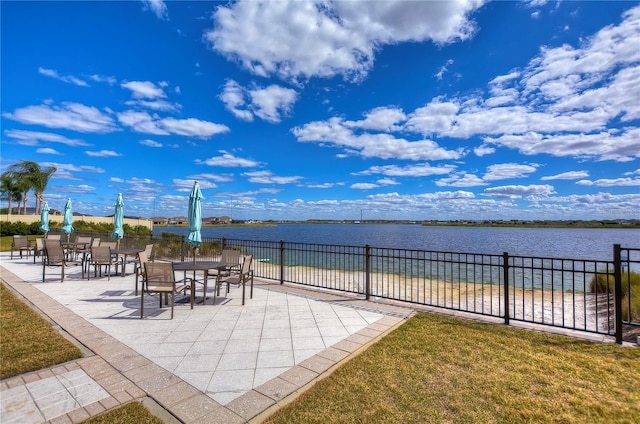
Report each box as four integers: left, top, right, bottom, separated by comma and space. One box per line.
203, 273, 208, 306
121, 254, 127, 277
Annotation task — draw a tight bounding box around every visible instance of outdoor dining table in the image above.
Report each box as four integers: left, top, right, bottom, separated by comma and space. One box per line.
60, 241, 89, 261
112, 248, 144, 277
172, 261, 226, 305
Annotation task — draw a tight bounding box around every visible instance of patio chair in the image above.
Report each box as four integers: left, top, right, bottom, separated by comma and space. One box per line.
33, 238, 45, 264
215, 255, 254, 305
134, 248, 151, 295
47, 234, 62, 242
79, 238, 101, 276
208, 249, 241, 281
88, 246, 119, 280
141, 261, 195, 319
11, 235, 33, 259
42, 239, 80, 282
73, 236, 93, 260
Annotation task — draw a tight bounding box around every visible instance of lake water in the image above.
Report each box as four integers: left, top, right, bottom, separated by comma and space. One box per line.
154, 224, 639, 260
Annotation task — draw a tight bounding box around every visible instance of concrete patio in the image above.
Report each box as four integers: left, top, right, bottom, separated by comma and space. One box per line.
0, 252, 412, 423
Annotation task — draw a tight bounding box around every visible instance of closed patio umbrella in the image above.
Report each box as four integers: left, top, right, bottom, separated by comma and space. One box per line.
61, 198, 74, 242
40, 201, 50, 236
186, 181, 203, 261
112, 193, 124, 249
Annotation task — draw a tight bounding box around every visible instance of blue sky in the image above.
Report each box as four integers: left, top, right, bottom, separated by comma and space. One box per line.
2, 0, 639, 221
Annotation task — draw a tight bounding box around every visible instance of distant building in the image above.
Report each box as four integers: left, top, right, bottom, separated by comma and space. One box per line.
151, 217, 168, 226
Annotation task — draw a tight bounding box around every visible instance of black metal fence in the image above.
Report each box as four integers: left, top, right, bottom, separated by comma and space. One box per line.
63, 230, 640, 343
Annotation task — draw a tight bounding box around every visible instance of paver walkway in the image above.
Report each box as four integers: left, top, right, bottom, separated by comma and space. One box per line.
0, 253, 411, 423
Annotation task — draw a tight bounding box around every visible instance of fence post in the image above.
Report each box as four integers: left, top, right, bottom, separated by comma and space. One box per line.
365, 245, 371, 300
180, 235, 185, 261
280, 240, 285, 285
503, 252, 510, 325
614, 244, 623, 344
222, 237, 227, 250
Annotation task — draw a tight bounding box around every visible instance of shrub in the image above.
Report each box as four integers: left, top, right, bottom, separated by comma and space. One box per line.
589, 270, 640, 322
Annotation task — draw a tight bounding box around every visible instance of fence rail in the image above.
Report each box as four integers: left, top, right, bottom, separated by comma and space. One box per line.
62, 230, 640, 343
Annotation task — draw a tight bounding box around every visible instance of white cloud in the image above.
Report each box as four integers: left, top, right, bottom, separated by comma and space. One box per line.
249, 84, 298, 123
4, 129, 90, 146
173, 178, 217, 192
484, 129, 640, 162
351, 183, 379, 190
576, 178, 640, 187
220, 80, 298, 123
541, 171, 589, 180
220, 80, 253, 121
125, 99, 181, 112
242, 170, 303, 184
186, 173, 234, 183
121, 81, 167, 99
85, 150, 122, 158
139, 139, 162, 148
35, 148, 62, 155
3, 102, 119, 133
376, 178, 399, 186
88, 74, 117, 85
141, 0, 168, 20
205, 0, 485, 82
116, 110, 229, 138
195, 151, 260, 168
38, 67, 88, 87
483, 163, 539, 181
436, 173, 487, 187
435, 59, 454, 80
355, 162, 455, 177
380, 6, 640, 162
161, 117, 229, 137
46, 162, 106, 181
484, 184, 555, 199
474, 144, 495, 157
344, 107, 406, 132
293, 117, 465, 160
307, 182, 340, 189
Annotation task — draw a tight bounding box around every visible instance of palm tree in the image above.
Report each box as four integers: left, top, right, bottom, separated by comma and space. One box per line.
0, 171, 24, 215
7, 161, 57, 214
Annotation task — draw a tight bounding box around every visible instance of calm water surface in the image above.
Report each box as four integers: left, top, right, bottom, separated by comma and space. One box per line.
154, 224, 640, 260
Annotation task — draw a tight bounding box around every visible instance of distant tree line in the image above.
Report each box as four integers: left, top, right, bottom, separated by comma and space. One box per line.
0, 160, 56, 215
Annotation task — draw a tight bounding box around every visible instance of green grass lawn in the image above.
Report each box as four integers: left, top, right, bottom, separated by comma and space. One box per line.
0, 283, 163, 423
265, 313, 640, 424
0, 283, 82, 379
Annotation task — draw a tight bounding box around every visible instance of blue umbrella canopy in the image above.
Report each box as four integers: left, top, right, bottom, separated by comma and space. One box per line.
186, 182, 203, 248
61, 198, 74, 237
40, 202, 50, 234
111, 193, 124, 241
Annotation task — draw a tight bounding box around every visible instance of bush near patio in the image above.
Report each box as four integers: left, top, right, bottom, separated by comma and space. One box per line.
590, 270, 640, 322
0, 220, 152, 237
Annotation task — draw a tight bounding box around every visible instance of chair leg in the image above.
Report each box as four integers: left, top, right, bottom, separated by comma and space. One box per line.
170, 292, 175, 319
140, 290, 144, 318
